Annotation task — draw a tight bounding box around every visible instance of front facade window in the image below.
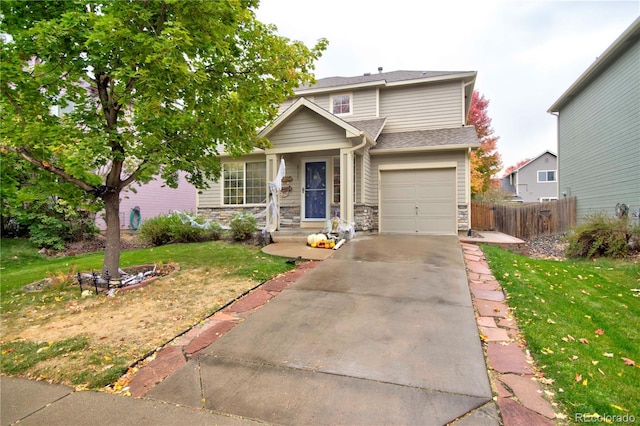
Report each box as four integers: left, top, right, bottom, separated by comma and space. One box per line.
331, 93, 352, 115
223, 162, 266, 205
537, 170, 557, 183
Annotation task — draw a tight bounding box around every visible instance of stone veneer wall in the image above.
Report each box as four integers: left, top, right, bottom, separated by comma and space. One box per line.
279, 206, 301, 228
354, 204, 378, 231
197, 206, 266, 227
458, 203, 469, 231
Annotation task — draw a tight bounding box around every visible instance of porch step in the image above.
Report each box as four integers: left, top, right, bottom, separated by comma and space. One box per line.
270, 229, 323, 244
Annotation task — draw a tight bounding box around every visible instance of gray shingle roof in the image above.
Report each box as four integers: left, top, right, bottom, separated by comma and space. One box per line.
372, 127, 479, 150
300, 70, 473, 91
348, 118, 387, 141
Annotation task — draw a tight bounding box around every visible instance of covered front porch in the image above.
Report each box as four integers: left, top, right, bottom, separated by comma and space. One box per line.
265, 146, 373, 232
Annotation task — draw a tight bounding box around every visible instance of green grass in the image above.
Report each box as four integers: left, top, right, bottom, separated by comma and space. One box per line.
481, 244, 640, 418
1, 238, 293, 296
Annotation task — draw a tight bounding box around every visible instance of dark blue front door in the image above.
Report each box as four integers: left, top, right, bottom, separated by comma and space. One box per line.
304, 161, 327, 219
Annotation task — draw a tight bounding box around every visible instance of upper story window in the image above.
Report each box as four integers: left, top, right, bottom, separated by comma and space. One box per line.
223, 161, 266, 205
331, 93, 352, 115
537, 170, 557, 183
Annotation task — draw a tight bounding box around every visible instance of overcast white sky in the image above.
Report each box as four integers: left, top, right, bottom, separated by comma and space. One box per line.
256, 0, 638, 175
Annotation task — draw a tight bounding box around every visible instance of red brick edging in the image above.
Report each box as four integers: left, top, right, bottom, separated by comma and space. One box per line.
461, 242, 557, 425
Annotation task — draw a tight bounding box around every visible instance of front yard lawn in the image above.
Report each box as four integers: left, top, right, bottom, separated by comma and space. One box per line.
0, 238, 294, 389
481, 244, 640, 419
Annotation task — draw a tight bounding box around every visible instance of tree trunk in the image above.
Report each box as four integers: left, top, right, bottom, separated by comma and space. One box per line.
102, 190, 121, 280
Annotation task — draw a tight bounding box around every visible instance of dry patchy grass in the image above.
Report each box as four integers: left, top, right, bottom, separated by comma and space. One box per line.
1, 267, 257, 388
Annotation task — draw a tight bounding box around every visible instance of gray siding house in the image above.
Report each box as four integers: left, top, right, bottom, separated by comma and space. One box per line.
548, 17, 640, 222
501, 151, 558, 202
198, 70, 480, 235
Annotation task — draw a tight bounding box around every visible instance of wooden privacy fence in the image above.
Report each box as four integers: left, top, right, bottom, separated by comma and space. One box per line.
471, 197, 577, 239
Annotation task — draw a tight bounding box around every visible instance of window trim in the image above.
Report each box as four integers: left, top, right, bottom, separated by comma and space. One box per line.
332, 156, 340, 204
221, 161, 267, 206
540, 197, 558, 202
330, 92, 353, 116
537, 170, 557, 183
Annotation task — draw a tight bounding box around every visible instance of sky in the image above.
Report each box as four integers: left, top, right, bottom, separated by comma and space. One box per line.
256, 0, 638, 175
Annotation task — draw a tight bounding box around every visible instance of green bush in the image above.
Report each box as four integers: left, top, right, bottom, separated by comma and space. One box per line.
25, 208, 99, 251
229, 212, 257, 241
565, 213, 640, 258
138, 213, 221, 246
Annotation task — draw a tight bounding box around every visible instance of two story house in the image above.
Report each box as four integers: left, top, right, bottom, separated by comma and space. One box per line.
500, 151, 558, 203
197, 70, 480, 235
548, 17, 639, 222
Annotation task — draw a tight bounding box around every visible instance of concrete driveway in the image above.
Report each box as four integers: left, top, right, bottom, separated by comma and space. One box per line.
147, 234, 494, 425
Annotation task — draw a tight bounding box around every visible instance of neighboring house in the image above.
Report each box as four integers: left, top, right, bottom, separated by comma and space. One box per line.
197, 69, 480, 235
500, 151, 558, 202
548, 17, 640, 222
95, 172, 197, 231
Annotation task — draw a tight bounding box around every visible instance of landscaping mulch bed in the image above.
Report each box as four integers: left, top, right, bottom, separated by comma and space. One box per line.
523, 234, 568, 260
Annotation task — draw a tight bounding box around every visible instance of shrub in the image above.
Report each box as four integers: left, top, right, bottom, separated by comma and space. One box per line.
565, 213, 640, 258
138, 213, 222, 246
26, 210, 99, 251
229, 212, 257, 241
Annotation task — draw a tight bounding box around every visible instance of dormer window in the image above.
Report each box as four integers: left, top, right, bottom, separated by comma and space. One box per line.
331, 93, 352, 115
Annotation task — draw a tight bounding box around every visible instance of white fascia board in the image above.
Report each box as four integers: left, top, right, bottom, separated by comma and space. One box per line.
294, 80, 385, 96
384, 71, 477, 87
370, 144, 479, 155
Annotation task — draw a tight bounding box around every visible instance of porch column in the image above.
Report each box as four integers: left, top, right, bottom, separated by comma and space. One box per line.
266, 154, 279, 230
340, 148, 355, 224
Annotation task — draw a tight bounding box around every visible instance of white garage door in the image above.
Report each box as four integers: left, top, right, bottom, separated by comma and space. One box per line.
380, 168, 456, 234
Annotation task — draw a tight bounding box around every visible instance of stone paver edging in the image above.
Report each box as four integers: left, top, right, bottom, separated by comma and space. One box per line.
461, 242, 558, 425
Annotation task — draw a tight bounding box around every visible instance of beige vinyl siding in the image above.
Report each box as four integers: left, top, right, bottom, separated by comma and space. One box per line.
362, 147, 372, 204
309, 89, 378, 120
379, 81, 463, 132
558, 40, 640, 221
313, 93, 330, 110
197, 180, 221, 208
267, 108, 350, 150
279, 153, 302, 209
369, 150, 468, 204
350, 89, 377, 120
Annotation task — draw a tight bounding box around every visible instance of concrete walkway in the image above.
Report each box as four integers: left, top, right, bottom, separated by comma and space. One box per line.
2, 234, 503, 425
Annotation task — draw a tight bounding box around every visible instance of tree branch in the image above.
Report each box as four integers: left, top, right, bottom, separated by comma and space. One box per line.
5, 146, 96, 193
120, 162, 146, 189
0, 87, 27, 129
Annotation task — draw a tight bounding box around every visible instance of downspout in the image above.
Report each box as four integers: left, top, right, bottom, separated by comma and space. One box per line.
550, 111, 560, 200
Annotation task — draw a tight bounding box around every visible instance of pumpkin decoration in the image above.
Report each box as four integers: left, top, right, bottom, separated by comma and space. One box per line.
307, 233, 327, 247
